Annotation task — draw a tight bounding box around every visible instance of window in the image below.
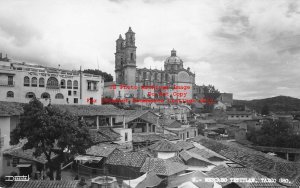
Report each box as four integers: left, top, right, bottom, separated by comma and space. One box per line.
31, 77, 37, 87
68, 90, 72, 96
66, 98, 69, 103
24, 76, 30, 86
61, 79, 66, 89
125, 132, 128, 141
88, 82, 91, 90
194, 130, 197, 137
25, 92, 35, 98
73, 91, 77, 95
130, 53, 133, 60
67, 80, 72, 89
74, 98, 78, 104
143, 72, 146, 79
47, 77, 59, 88
165, 74, 169, 82
187, 131, 189, 138
55, 93, 64, 99
7, 91, 14, 98
39, 78, 45, 87
154, 72, 157, 80
73, 80, 78, 89
41, 92, 50, 99
8, 76, 13, 85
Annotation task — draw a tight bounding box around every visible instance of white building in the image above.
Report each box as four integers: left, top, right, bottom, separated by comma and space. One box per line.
0, 57, 104, 105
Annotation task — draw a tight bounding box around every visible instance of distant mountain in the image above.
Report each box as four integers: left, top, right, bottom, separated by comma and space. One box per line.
233, 96, 300, 113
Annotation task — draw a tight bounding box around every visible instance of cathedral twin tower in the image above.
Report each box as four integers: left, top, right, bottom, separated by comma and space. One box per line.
114, 27, 195, 100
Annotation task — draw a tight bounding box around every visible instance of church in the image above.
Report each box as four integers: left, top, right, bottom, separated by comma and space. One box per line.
109, 27, 195, 101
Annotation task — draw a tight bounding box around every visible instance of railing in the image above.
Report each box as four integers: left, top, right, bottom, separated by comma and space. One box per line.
0, 80, 14, 86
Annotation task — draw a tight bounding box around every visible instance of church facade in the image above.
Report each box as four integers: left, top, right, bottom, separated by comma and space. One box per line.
113, 27, 195, 101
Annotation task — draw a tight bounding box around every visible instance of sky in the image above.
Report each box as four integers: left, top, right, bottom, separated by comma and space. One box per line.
0, 0, 300, 100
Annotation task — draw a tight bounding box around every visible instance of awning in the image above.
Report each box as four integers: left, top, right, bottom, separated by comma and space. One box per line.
74, 155, 103, 162
16, 164, 32, 168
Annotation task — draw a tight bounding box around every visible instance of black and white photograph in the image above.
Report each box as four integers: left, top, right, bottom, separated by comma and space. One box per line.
0, 0, 300, 187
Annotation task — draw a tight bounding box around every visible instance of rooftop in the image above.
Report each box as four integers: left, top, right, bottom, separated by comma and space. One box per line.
140, 157, 187, 176
106, 150, 148, 168
148, 139, 182, 152
89, 128, 120, 144
86, 143, 117, 157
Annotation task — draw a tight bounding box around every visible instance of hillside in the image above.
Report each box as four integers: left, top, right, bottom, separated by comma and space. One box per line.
233, 96, 300, 113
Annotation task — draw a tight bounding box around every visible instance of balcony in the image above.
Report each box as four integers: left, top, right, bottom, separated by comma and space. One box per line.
0, 80, 14, 87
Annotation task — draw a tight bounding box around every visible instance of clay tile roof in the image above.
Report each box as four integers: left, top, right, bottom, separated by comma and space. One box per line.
188, 147, 226, 161
53, 104, 125, 116
167, 171, 212, 188
176, 141, 195, 150
86, 143, 117, 157
89, 128, 120, 144
11, 180, 78, 188
125, 110, 159, 125
179, 150, 213, 166
106, 150, 148, 168
207, 165, 284, 188
140, 157, 187, 176
132, 133, 179, 143
148, 139, 182, 152
166, 155, 185, 164
3, 147, 57, 164
136, 171, 163, 188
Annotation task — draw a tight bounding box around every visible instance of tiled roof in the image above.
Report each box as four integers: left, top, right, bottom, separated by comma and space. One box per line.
0, 101, 24, 116
53, 104, 125, 116
11, 180, 78, 188
188, 147, 226, 161
179, 150, 213, 166
159, 118, 182, 128
106, 150, 148, 168
206, 165, 284, 188
89, 128, 120, 144
193, 135, 300, 187
140, 157, 187, 176
86, 143, 117, 157
176, 141, 195, 150
136, 171, 163, 188
132, 133, 179, 143
3, 147, 57, 164
167, 155, 185, 164
167, 171, 213, 188
148, 139, 182, 152
125, 110, 159, 125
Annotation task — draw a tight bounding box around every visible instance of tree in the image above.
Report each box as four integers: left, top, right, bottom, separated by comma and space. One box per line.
83, 69, 113, 82
202, 84, 220, 112
10, 98, 92, 180
261, 104, 269, 115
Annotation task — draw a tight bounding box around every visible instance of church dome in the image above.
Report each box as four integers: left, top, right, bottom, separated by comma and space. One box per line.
164, 49, 183, 65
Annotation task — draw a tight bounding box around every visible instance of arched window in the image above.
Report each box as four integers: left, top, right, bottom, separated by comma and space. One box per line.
41, 92, 50, 99
25, 92, 35, 98
73, 80, 78, 89
67, 80, 72, 89
24, 76, 30, 86
61, 79, 66, 89
55, 93, 64, 99
46, 77, 59, 89
39, 78, 45, 87
31, 77, 37, 87
7, 91, 14, 98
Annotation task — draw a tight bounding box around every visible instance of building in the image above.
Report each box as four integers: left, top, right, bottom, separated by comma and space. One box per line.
0, 57, 104, 105
227, 111, 253, 121
105, 27, 195, 102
